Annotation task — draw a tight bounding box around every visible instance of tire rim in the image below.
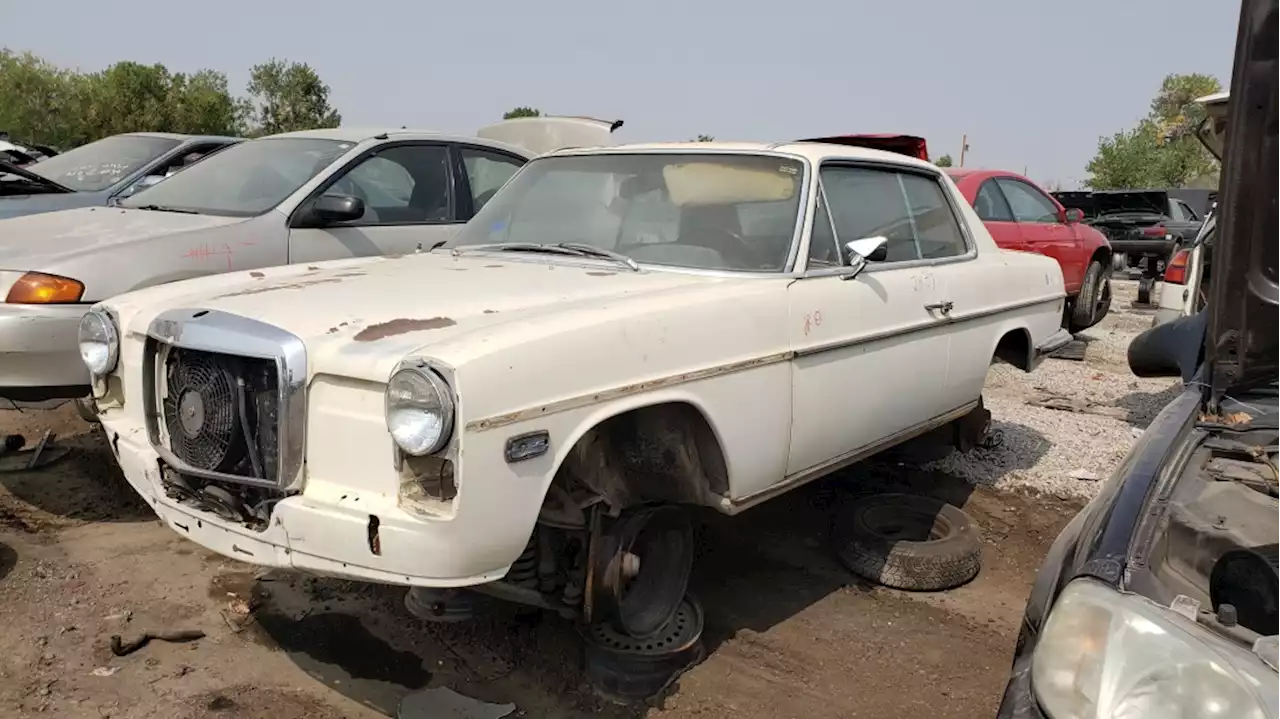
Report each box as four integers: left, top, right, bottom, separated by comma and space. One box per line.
587, 595, 702, 655
595, 507, 693, 640
861, 504, 952, 544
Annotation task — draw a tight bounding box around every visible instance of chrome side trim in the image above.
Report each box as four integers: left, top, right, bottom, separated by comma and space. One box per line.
144, 308, 308, 492
720, 400, 980, 514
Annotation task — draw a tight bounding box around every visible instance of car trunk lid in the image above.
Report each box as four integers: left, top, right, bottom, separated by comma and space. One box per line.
475, 116, 624, 156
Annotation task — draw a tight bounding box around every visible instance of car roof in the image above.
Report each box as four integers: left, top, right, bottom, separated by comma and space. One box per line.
266, 127, 486, 144
123, 132, 241, 143
545, 140, 941, 170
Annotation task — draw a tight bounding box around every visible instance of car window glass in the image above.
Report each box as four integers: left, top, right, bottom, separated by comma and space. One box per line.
326, 144, 452, 225
25, 134, 181, 192
819, 166, 967, 262
448, 153, 805, 272
460, 148, 524, 215
995, 178, 1059, 223
974, 179, 1015, 221
806, 189, 841, 268
120, 137, 352, 216
1167, 200, 1188, 222
1182, 202, 1199, 221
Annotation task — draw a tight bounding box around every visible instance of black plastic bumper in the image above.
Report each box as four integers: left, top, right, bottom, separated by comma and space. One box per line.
995, 654, 1046, 719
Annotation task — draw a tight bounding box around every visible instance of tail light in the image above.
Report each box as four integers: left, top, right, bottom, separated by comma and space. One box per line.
1165, 250, 1190, 284
1142, 225, 1171, 238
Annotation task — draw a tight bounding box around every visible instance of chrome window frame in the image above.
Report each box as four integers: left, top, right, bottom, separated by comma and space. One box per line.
143, 308, 308, 492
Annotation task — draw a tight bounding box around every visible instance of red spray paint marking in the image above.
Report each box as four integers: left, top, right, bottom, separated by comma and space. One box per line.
183, 243, 235, 270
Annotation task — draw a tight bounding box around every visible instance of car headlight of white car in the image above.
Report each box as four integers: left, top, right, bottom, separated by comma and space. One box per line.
385, 363, 454, 456
1032, 579, 1274, 719
77, 309, 119, 377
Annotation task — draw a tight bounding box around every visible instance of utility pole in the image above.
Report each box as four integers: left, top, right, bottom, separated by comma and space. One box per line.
959, 134, 970, 167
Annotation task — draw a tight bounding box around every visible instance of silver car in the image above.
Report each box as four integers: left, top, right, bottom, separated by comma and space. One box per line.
0, 117, 622, 405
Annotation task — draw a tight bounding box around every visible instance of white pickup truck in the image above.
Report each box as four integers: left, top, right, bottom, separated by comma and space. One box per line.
83, 140, 1070, 642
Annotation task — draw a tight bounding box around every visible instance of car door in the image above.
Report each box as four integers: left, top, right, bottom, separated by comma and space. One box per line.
287, 142, 471, 262
996, 177, 1083, 293
785, 163, 951, 477
971, 178, 1024, 250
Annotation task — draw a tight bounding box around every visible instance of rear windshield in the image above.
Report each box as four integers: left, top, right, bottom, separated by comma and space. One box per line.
23, 135, 180, 192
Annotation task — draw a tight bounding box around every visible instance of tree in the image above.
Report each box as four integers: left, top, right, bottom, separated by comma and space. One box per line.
1084, 73, 1222, 189
693, 134, 715, 142
244, 59, 340, 136
503, 106, 541, 119
933, 154, 953, 167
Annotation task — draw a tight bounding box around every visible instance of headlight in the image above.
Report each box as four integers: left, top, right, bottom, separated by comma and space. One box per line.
1033, 579, 1274, 719
77, 309, 119, 377
385, 365, 454, 456
5, 271, 84, 304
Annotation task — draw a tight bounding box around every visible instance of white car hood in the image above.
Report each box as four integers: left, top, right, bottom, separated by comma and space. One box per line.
111, 251, 726, 383
0, 206, 245, 268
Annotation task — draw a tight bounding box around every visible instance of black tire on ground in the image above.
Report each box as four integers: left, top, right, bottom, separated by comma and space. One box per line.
1137, 276, 1155, 305
1068, 260, 1106, 333
833, 493, 981, 592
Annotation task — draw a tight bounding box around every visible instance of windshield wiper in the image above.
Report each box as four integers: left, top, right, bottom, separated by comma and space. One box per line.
132, 204, 197, 214
554, 242, 640, 272
452, 242, 640, 271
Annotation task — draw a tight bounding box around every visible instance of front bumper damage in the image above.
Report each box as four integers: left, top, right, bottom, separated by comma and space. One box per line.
103, 423, 511, 587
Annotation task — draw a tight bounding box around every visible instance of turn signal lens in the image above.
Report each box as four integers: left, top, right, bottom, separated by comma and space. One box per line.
5, 272, 85, 304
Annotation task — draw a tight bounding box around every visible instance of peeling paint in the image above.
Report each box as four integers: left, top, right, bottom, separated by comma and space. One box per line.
483, 309, 498, 314
249, 271, 265, 279
353, 316, 456, 342
306, 266, 320, 270
484, 264, 505, 268
586, 271, 616, 276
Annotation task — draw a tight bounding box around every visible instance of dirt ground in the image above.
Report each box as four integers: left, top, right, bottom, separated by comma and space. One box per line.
0, 286, 1168, 719
0, 406, 1080, 719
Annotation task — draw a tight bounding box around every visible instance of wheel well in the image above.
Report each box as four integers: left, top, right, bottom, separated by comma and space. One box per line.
1090, 246, 1112, 270
554, 402, 729, 511
993, 328, 1032, 371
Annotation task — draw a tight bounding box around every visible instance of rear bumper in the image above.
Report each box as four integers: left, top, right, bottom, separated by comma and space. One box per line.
0, 303, 91, 401
1109, 238, 1175, 258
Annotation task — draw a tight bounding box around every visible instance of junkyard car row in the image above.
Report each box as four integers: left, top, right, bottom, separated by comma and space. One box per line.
1, 0, 1276, 713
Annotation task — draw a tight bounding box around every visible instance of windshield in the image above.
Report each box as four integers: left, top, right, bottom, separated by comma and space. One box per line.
120, 137, 353, 217
448, 153, 805, 272
21, 135, 180, 192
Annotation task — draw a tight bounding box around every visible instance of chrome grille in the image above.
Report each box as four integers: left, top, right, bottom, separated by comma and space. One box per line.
144, 309, 308, 491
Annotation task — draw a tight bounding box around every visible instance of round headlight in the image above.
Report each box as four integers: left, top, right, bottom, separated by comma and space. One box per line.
78, 310, 119, 377
385, 366, 454, 456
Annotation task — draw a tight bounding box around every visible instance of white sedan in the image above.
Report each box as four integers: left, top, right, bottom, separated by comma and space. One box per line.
84, 140, 1070, 640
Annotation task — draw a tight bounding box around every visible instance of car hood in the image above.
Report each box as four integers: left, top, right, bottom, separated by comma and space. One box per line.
109, 252, 730, 383
0, 207, 245, 268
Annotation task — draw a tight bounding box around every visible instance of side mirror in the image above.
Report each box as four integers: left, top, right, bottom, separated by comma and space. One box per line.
841, 236, 888, 280
295, 194, 365, 228
1064, 208, 1085, 224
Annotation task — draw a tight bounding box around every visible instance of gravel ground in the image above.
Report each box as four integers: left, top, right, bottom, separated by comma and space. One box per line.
923, 279, 1181, 499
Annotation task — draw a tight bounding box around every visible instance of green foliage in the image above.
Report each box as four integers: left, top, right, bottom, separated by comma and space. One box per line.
503, 106, 541, 119
933, 154, 953, 167
0, 49, 342, 148
244, 59, 340, 136
1085, 73, 1222, 190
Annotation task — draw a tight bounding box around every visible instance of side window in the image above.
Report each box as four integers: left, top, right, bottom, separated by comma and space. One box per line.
1171, 200, 1198, 222
819, 166, 968, 263
974, 179, 1015, 221
995, 178, 1059, 223
460, 147, 525, 215
806, 188, 841, 267
326, 144, 452, 225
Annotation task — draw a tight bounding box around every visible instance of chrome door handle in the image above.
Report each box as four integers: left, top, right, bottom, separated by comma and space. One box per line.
925, 301, 954, 316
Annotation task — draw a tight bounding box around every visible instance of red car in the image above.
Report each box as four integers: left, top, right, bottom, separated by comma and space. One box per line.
944, 169, 1112, 332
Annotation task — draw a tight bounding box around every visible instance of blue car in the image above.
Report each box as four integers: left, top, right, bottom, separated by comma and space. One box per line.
0, 132, 240, 220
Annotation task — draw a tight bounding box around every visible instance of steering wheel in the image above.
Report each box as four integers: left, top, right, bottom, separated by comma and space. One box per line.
680, 226, 755, 265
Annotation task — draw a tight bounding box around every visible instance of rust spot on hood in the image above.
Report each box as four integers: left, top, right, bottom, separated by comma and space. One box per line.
353, 317, 456, 342
216, 278, 344, 298
483, 309, 498, 314
586, 271, 616, 276
249, 271, 265, 279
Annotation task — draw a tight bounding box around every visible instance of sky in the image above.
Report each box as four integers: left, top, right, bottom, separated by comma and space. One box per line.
1, 0, 1239, 189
